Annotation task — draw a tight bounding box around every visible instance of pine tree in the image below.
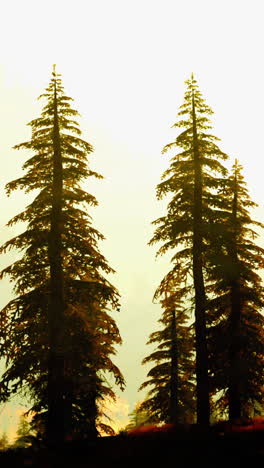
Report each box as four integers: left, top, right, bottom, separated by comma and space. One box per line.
47, 64, 66, 444
140, 275, 195, 424
0, 67, 124, 443
0, 432, 8, 451
125, 402, 150, 430
149, 74, 228, 424
207, 160, 264, 419
13, 414, 33, 448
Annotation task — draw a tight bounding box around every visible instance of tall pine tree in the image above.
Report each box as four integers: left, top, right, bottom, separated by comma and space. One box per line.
207, 160, 264, 419
149, 74, 228, 424
0, 67, 124, 443
140, 273, 195, 424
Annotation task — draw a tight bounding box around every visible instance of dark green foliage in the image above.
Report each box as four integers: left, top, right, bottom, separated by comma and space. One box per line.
0, 69, 124, 438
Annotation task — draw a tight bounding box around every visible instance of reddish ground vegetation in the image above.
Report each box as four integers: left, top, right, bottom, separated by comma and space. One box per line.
127, 417, 264, 437
0, 419, 263, 467
212, 417, 264, 434
128, 424, 176, 435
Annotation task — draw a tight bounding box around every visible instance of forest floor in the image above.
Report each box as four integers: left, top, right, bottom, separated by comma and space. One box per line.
0, 423, 263, 467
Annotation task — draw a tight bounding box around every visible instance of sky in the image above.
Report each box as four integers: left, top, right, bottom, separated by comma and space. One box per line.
0, 0, 264, 439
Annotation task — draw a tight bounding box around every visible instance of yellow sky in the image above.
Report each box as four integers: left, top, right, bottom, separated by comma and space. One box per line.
1, 0, 264, 436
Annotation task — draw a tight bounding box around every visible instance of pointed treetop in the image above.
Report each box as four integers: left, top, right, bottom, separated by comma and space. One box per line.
51, 64, 61, 83
232, 159, 243, 175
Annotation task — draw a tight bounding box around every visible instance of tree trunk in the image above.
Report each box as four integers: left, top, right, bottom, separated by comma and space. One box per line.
192, 93, 210, 426
169, 308, 178, 424
228, 166, 241, 419
229, 281, 241, 419
47, 71, 66, 445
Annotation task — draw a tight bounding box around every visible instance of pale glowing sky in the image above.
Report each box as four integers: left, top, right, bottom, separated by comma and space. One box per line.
1, 0, 264, 438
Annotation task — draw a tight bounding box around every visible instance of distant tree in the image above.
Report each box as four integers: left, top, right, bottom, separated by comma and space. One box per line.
17, 414, 31, 439
13, 414, 33, 448
149, 74, 228, 424
0, 432, 9, 451
0, 67, 124, 443
140, 275, 195, 424
207, 160, 264, 419
124, 402, 150, 431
